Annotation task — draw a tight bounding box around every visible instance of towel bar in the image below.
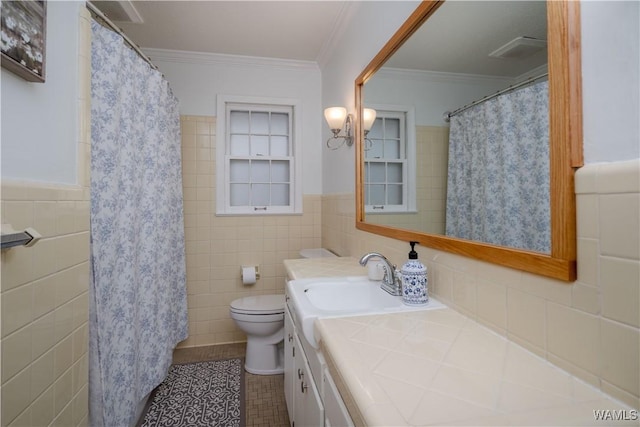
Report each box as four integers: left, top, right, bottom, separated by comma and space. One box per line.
1, 227, 41, 249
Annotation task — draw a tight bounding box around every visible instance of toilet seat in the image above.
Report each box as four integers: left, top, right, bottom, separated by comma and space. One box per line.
230, 295, 285, 315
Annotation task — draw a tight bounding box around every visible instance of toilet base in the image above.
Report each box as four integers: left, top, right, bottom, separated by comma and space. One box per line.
244, 339, 284, 375
245, 365, 284, 375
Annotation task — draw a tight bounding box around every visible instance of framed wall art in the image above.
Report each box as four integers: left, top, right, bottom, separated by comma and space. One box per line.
1, 0, 47, 82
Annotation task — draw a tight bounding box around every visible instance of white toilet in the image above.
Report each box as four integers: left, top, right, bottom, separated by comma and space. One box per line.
299, 248, 337, 259
229, 294, 285, 375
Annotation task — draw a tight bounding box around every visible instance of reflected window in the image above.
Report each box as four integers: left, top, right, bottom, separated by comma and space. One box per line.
364, 108, 416, 214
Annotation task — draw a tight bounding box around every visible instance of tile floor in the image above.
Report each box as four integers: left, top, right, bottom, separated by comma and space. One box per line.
172, 343, 291, 427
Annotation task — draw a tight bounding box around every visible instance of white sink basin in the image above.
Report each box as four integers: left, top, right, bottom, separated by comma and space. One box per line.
286, 276, 446, 348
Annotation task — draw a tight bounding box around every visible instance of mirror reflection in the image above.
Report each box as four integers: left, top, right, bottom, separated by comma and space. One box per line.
362, 1, 550, 253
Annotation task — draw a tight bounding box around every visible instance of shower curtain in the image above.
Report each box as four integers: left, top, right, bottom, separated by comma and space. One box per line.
89, 20, 188, 427
445, 80, 550, 253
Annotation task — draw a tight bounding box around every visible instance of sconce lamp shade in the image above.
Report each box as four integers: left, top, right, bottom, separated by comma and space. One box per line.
363, 108, 377, 131
324, 107, 347, 131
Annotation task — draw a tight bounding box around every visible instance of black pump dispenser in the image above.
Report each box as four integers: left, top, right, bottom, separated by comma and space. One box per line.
401, 241, 428, 305
408, 241, 419, 260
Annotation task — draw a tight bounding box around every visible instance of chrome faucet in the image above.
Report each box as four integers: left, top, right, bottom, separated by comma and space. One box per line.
359, 252, 402, 296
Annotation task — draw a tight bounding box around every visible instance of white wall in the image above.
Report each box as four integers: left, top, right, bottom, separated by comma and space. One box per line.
320, 0, 640, 197
581, 0, 639, 163
146, 51, 324, 194
320, 1, 420, 194
1, 1, 81, 184
365, 70, 512, 126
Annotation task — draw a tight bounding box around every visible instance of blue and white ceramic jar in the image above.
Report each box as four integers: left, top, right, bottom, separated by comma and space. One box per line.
400, 242, 428, 305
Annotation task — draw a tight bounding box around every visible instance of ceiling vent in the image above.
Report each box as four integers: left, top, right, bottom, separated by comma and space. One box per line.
91, 1, 144, 23
489, 36, 547, 59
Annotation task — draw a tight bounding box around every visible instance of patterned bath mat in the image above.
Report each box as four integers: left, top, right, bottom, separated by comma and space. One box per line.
138, 358, 245, 427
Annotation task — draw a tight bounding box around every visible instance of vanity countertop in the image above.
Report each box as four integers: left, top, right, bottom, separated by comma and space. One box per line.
284, 257, 635, 426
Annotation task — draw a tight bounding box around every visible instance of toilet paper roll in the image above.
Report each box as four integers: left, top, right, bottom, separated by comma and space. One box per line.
241, 266, 257, 285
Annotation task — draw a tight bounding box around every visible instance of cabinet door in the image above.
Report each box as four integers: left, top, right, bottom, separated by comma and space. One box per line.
294, 334, 324, 427
284, 304, 295, 425
323, 367, 354, 427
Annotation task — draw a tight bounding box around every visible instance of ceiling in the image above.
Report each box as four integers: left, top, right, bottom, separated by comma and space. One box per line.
92, 1, 349, 63
92, 1, 547, 77
386, 1, 548, 77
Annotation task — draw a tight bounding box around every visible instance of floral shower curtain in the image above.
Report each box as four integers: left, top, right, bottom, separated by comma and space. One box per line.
89, 20, 188, 427
445, 80, 550, 253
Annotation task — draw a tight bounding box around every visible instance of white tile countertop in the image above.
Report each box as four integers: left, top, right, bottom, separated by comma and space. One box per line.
284, 257, 637, 426
317, 311, 636, 426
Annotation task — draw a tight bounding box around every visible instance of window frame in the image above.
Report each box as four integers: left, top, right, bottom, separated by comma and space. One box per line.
216, 95, 303, 215
364, 105, 417, 214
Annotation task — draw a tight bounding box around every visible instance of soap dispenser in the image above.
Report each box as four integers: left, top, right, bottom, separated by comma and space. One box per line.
400, 241, 428, 305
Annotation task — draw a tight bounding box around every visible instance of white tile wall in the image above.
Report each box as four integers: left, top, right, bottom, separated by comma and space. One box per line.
322, 159, 640, 409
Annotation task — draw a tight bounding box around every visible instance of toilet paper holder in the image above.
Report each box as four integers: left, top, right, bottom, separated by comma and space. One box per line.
241, 265, 260, 281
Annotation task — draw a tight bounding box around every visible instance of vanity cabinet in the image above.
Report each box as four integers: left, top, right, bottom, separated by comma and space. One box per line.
284, 303, 296, 423
285, 298, 324, 426
294, 333, 324, 426
285, 292, 353, 427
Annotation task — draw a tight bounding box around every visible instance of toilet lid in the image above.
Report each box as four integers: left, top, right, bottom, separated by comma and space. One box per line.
230, 294, 285, 314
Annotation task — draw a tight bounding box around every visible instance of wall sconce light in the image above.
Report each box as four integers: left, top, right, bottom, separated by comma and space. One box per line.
324, 107, 377, 150
363, 107, 376, 136
362, 107, 377, 150
324, 107, 353, 149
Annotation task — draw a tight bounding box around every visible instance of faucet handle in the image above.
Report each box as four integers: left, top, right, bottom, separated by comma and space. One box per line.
393, 267, 402, 286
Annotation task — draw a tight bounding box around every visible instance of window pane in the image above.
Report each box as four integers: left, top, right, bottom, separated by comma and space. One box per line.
387, 184, 403, 205
230, 183, 249, 206
230, 111, 249, 133
271, 136, 289, 156
252, 183, 270, 206
370, 119, 383, 136
230, 160, 250, 182
385, 118, 400, 139
252, 112, 270, 134
369, 184, 385, 205
271, 160, 290, 182
370, 163, 385, 183
366, 140, 383, 158
230, 134, 250, 156
271, 184, 289, 206
251, 135, 269, 156
387, 163, 403, 182
251, 160, 270, 182
384, 140, 400, 159
271, 113, 289, 135
221, 101, 298, 215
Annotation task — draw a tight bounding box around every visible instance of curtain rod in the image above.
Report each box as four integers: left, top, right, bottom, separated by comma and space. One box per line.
85, 1, 159, 71
443, 72, 548, 122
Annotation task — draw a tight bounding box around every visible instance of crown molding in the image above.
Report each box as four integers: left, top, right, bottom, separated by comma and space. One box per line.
375, 67, 515, 86
142, 48, 320, 71
316, 1, 362, 69
514, 64, 549, 82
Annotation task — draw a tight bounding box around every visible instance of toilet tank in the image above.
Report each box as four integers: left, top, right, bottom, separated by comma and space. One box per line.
299, 248, 337, 258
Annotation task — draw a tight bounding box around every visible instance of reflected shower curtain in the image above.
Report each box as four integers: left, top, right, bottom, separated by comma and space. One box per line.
89, 20, 188, 427
445, 80, 550, 253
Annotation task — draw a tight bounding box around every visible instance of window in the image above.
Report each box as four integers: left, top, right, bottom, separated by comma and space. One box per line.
364, 107, 416, 213
216, 96, 302, 215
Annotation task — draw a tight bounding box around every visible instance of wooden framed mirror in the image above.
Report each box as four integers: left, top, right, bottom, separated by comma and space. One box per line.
355, 0, 582, 281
